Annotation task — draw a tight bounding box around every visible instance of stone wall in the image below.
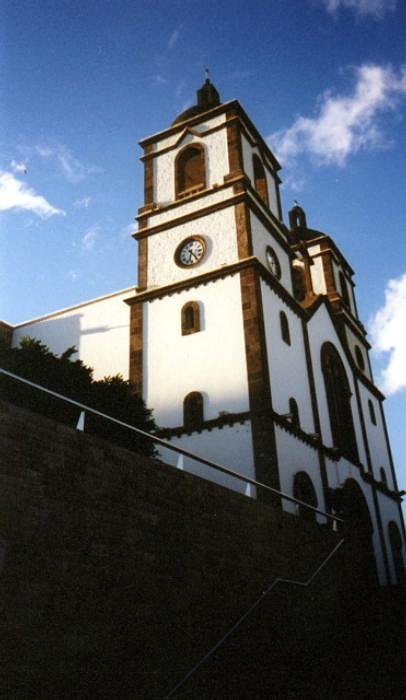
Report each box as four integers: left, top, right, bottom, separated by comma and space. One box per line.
0, 400, 376, 698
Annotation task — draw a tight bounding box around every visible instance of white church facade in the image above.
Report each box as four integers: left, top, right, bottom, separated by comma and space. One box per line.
2, 79, 405, 587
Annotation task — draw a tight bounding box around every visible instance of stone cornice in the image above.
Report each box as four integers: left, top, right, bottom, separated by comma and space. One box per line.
140, 121, 229, 161
134, 186, 292, 257
136, 180, 235, 225
125, 258, 259, 305
138, 100, 282, 175
139, 99, 239, 148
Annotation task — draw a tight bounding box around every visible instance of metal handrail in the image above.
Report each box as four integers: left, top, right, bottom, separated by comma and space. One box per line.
0, 367, 342, 523
165, 537, 345, 698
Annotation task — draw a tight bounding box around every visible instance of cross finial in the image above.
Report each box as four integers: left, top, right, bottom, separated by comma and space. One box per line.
205, 66, 210, 81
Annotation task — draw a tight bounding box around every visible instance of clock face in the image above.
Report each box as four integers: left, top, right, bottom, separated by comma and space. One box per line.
266, 246, 281, 279
175, 236, 206, 267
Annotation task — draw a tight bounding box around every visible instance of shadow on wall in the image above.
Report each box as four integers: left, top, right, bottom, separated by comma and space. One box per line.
12, 313, 129, 379
13, 314, 85, 360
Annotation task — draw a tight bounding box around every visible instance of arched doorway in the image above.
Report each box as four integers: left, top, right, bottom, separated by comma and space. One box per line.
334, 479, 377, 586
293, 471, 318, 522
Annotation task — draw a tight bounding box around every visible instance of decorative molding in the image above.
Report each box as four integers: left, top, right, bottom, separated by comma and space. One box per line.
125, 258, 255, 306
134, 191, 246, 238
157, 411, 251, 438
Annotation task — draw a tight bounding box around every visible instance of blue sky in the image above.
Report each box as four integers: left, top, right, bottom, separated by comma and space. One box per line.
1, 0, 405, 494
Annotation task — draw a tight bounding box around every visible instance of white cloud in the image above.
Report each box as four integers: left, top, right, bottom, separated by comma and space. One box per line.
168, 29, 180, 50
0, 171, 65, 219
82, 225, 99, 251
10, 160, 27, 174
74, 196, 92, 209
318, 0, 396, 17
269, 64, 406, 168
35, 144, 102, 183
369, 273, 406, 395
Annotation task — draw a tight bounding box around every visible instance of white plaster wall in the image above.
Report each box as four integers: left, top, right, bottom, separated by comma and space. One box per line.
144, 275, 249, 427
261, 281, 315, 433
309, 256, 327, 295
345, 327, 372, 382
241, 134, 279, 217
146, 187, 232, 228
377, 490, 406, 585
358, 384, 393, 485
251, 214, 292, 294
275, 425, 326, 522
12, 289, 132, 380
147, 207, 238, 288
149, 114, 226, 152
307, 304, 367, 466
324, 456, 387, 584
155, 127, 229, 204
158, 421, 255, 496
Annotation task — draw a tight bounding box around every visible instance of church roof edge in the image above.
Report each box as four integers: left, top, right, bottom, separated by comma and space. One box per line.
11, 286, 136, 329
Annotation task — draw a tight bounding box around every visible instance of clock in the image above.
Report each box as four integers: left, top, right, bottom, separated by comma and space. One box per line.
175, 236, 206, 267
266, 246, 281, 279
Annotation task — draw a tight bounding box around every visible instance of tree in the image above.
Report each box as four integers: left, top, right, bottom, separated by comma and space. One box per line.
0, 337, 156, 457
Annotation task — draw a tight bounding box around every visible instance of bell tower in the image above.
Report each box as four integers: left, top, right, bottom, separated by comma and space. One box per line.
125, 78, 293, 494
125, 80, 405, 585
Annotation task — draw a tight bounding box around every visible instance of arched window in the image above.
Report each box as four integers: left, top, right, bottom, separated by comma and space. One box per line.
175, 144, 206, 198
380, 467, 388, 486
280, 311, 291, 345
293, 471, 318, 521
181, 301, 201, 336
252, 154, 269, 207
368, 399, 377, 426
355, 345, 365, 371
339, 271, 350, 310
388, 521, 404, 585
321, 342, 358, 463
289, 397, 300, 428
183, 392, 204, 431
292, 266, 306, 302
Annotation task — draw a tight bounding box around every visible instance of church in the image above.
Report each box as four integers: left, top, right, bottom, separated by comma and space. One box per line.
2, 78, 404, 587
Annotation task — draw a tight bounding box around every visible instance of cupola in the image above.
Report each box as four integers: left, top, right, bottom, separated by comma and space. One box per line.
289, 203, 307, 238
172, 77, 221, 125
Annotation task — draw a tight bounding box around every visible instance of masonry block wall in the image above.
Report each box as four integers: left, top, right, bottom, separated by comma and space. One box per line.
0, 400, 369, 698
